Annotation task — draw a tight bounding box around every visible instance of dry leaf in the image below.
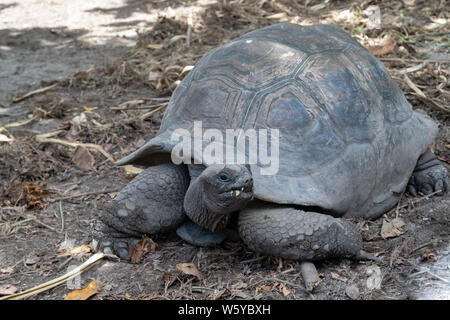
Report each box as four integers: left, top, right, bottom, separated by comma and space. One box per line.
82, 105, 98, 111
0, 133, 13, 143
124, 165, 144, 180
72, 146, 95, 170
57, 244, 92, 258
64, 281, 99, 300
381, 218, 406, 239
330, 272, 348, 283
130, 237, 157, 263
255, 284, 271, 294
366, 41, 395, 56
266, 12, 287, 19
0, 284, 18, 296
176, 263, 202, 280
147, 44, 164, 49
420, 251, 437, 263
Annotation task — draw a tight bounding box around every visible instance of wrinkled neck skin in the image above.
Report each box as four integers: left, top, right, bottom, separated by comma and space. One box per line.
183, 178, 232, 232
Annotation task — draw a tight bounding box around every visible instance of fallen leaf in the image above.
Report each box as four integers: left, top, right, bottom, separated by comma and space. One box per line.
381, 218, 406, 239
124, 165, 144, 180
82, 105, 98, 111
420, 251, 437, 263
366, 265, 382, 290
0, 267, 13, 274
147, 44, 164, 49
366, 41, 395, 56
64, 281, 99, 300
277, 283, 292, 296
345, 284, 360, 300
58, 244, 92, 259
255, 284, 271, 294
0, 133, 13, 143
72, 146, 95, 170
176, 263, 202, 280
330, 272, 348, 282
130, 237, 157, 264
0, 284, 18, 296
266, 12, 287, 19
310, 3, 327, 11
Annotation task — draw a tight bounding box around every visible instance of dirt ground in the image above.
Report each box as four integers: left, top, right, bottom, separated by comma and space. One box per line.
0, 0, 449, 300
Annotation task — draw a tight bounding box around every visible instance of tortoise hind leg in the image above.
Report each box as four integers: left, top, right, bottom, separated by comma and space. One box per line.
238, 205, 374, 261
407, 149, 449, 196
238, 205, 379, 291
97, 163, 190, 259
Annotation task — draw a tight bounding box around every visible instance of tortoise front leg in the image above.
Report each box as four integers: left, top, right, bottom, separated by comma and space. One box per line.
407, 149, 449, 196
97, 163, 190, 259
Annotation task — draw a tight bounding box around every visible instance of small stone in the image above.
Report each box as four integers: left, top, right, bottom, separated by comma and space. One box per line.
25, 254, 40, 265
345, 284, 360, 299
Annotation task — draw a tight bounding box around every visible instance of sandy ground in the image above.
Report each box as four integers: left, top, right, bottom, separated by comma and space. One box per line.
0, 0, 449, 300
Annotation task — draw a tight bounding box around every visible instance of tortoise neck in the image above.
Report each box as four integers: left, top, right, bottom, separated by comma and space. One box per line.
183, 178, 229, 232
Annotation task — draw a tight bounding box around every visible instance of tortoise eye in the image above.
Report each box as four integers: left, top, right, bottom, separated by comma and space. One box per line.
218, 173, 231, 182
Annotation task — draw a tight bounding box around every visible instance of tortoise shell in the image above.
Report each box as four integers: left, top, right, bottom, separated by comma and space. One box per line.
117, 23, 437, 219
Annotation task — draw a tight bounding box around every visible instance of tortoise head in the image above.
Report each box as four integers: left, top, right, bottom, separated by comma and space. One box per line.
183, 164, 253, 231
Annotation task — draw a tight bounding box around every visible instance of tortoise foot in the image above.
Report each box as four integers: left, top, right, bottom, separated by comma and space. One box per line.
176, 221, 226, 247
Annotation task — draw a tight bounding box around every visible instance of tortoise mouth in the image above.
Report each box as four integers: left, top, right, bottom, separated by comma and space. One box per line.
221, 184, 253, 196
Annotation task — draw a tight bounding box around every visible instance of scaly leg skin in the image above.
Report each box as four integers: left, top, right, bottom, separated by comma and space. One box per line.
238, 206, 377, 261
407, 149, 449, 197
238, 205, 380, 290
98, 163, 190, 259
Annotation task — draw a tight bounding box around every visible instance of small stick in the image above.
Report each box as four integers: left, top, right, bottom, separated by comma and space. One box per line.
35, 130, 115, 162
47, 188, 120, 202
186, 12, 193, 48
139, 104, 168, 120
398, 190, 442, 210
380, 57, 450, 63
0, 117, 37, 133
410, 241, 433, 254
59, 201, 65, 233
240, 256, 265, 264
12, 83, 58, 103
300, 261, 320, 292
0, 253, 107, 300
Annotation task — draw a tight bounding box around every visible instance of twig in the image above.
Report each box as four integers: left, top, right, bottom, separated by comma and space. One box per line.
30, 217, 58, 232
186, 12, 193, 48
110, 102, 167, 111
12, 83, 58, 103
47, 188, 120, 202
139, 104, 168, 120
59, 201, 65, 233
0, 117, 37, 133
380, 58, 450, 63
240, 256, 265, 264
401, 75, 449, 113
35, 130, 115, 162
0, 253, 108, 300
410, 241, 433, 254
398, 190, 442, 210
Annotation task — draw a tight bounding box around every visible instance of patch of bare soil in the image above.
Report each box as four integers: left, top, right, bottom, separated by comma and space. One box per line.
0, 0, 449, 300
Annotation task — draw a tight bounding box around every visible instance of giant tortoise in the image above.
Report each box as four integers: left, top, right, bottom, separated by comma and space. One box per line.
98, 23, 448, 272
